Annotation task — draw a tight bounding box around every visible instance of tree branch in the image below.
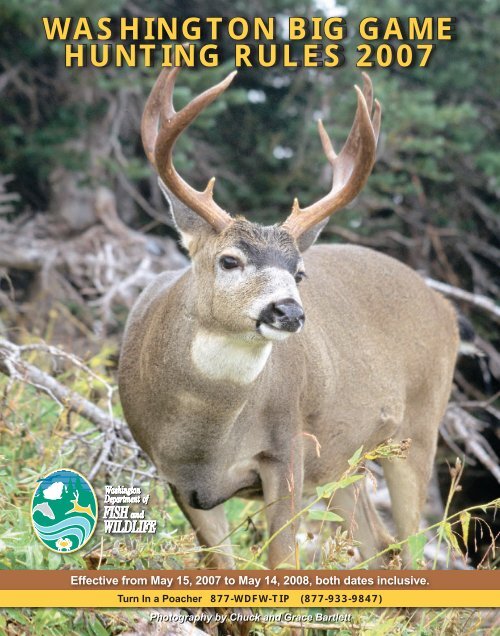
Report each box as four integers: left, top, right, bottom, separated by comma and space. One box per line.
0, 337, 131, 441
425, 278, 500, 323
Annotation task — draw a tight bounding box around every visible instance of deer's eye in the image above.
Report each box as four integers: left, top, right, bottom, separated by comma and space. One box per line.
295, 271, 306, 283
220, 255, 242, 270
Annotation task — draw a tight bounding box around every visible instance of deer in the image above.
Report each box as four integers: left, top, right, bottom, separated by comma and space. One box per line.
118, 66, 459, 569
66, 491, 96, 521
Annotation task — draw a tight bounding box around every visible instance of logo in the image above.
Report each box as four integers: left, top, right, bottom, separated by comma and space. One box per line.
31, 469, 98, 553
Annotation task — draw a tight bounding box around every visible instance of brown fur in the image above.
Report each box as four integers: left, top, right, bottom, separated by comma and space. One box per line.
119, 224, 459, 568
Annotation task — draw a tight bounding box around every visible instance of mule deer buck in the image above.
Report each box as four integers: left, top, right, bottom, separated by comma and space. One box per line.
119, 67, 459, 568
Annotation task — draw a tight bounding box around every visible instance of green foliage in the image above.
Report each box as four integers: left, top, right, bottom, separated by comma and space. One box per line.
343, 0, 500, 224
407, 534, 427, 569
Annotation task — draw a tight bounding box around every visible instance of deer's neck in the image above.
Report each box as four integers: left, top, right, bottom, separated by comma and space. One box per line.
191, 327, 272, 386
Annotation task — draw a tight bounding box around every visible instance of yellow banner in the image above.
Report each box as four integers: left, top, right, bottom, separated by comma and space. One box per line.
1, 590, 498, 608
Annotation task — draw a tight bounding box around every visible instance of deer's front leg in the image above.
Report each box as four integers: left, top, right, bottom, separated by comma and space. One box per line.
259, 446, 304, 569
169, 484, 234, 569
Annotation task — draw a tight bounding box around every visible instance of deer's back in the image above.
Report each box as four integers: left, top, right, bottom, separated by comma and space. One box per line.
301, 244, 458, 361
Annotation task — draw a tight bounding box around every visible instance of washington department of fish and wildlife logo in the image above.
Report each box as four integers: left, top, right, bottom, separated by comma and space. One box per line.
31, 469, 98, 553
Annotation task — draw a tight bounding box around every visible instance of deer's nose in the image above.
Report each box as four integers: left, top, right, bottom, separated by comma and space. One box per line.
258, 298, 305, 332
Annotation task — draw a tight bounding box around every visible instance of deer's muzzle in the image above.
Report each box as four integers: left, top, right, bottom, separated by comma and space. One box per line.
257, 298, 305, 334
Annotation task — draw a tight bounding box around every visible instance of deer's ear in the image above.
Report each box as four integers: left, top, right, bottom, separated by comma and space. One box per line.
158, 179, 216, 253
295, 218, 329, 253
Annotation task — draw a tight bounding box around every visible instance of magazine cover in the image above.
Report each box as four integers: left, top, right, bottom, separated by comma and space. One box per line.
0, 0, 499, 634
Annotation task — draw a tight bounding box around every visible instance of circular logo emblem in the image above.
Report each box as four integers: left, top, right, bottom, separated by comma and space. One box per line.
31, 469, 98, 553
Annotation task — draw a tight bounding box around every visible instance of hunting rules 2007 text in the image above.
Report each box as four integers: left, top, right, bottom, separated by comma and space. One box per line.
41, 16, 457, 69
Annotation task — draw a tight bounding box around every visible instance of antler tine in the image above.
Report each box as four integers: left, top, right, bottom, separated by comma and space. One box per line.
361, 72, 373, 113
282, 75, 381, 239
141, 67, 175, 166
361, 72, 382, 142
372, 98, 382, 142
141, 67, 237, 233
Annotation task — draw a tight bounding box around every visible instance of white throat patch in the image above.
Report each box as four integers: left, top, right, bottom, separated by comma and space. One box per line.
191, 328, 272, 385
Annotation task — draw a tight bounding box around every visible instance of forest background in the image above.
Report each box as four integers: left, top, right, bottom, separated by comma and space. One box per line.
0, 0, 498, 634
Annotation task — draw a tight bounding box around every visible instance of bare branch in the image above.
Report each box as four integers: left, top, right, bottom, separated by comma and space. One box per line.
425, 278, 500, 323
442, 405, 500, 484
0, 337, 130, 441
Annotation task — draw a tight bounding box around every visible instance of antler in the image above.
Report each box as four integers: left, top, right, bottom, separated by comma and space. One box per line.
282, 73, 381, 238
141, 67, 237, 232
